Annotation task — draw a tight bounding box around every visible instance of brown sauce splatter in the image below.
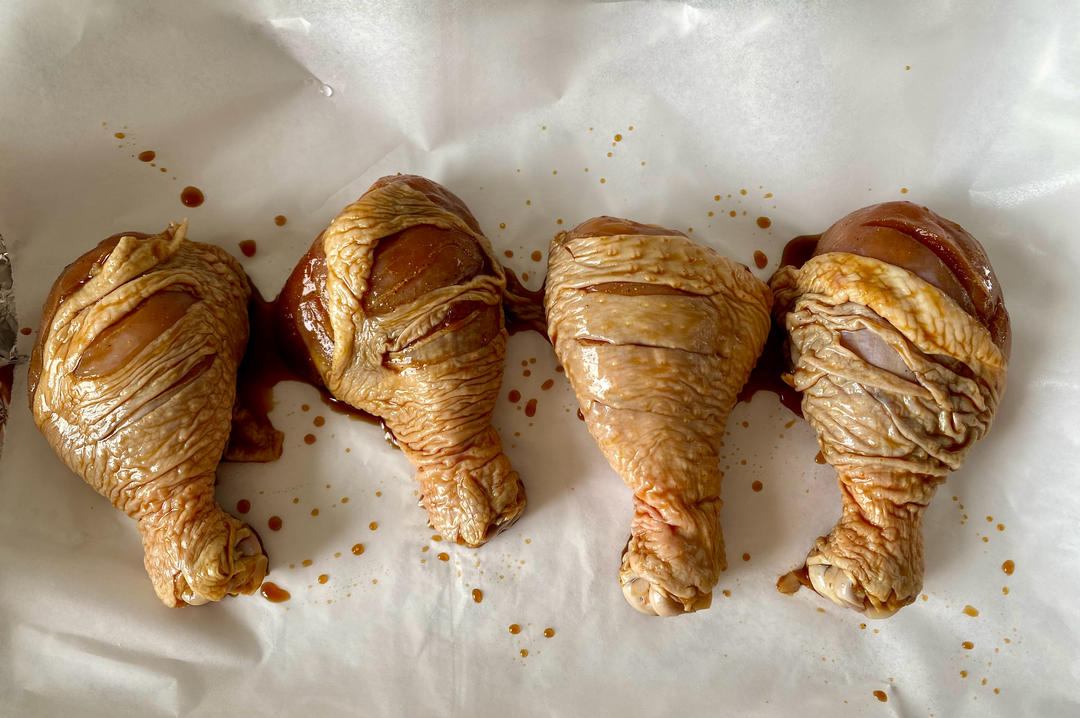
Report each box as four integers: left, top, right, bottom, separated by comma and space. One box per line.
873, 690, 887, 702
753, 250, 768, 269
369, 521, 378, 531
19, 327, 31, 335
502, 267, 547, 336
310, 508, 319, 517
741, 553, 751, 562
268, 516, 283, 531
318, 574, 329, 584
814, 451, 826, 464
530, 251, 542, 262
508, 389, 521, 403
260, 582, 291, 603
114, 132, 125, 139
302, 559, 312, 566
962, 641, 974, 650
508, 624, 521, 634
313, 416, 326, 427
236, 499, 251, 514
751, 481, 763, 492
138, 150, 155, 162
524, 398, 537, 417
520, 649, 528, 658
274, 215, 287, 226
543, 627, 554, 638
756, 217, 772, 229
541, 379, 554, 390
1002, 560, 1014, 575
963, 605, 979, 617
437, 552, 450, 562
180, 186, 204, 207
238, 239, 256, 257
737, 325, 803, 416
472, 588, 483, 603
304, 433, 316, 444
576, 408, 585, 421
352, 543, 365, 555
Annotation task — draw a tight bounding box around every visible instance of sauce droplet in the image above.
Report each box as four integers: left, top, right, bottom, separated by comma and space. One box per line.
543, 627, 554, 638
318, 574, 329, 584
236, 499, 251, 514
268, 516, 283, 531
541, 379, 554, 391
753, 250, 768, 269
963, 605, 979, 617
508, 389, 521, 403
508, 624, 521, 634
19, 327, 31, 335
1002, 560, 1014, 575
520, 649, 528, 658
962, 641, 974, 650
530, 251, 542, 262
741, 552, 751, 562
274, 215, 287, 226
310, 508, 319, 517
472, 588, 483, 603
313, 415, 326, 427
437, 552, 450, 562
369, 521, 378, 531
180, 186, 204, 207
114, 132, 125, 139
352, 543, 365, 555
524, 398, 538, 417
260, 582, 291, 603
814, 451, 826, 465
301, 559, 312, 566
304, 433, 316, 444
138, 150, 156, 162
873, 690, 887, 702
756, 216, 771, 229
238, 239, 256, 257
751, 480, 763, 492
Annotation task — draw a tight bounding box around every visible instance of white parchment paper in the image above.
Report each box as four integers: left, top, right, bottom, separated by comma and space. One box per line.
1, 1, 1078, 716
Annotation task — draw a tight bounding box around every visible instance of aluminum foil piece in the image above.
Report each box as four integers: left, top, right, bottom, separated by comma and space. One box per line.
0, 232, 17, 457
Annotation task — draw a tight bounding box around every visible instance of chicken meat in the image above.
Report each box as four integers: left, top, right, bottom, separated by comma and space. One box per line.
29, 222, 267, 607
771, 201, 1010, 618
276, 174, 525, 547
545, 217, 772, 616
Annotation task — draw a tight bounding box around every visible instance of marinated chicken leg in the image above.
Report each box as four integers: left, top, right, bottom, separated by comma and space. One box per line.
546, 217, 772, 616
29, 222, 267, 607
277, 175, 525, 547
771, 201, 1009, 617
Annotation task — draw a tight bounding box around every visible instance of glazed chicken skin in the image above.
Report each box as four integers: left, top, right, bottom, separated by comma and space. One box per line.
29, 222, 267, 607
771, 201, 1009, 618
546, 217, 772, 616
277, 174, 525, 547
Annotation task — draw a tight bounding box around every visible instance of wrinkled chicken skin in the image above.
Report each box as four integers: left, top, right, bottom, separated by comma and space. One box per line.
771, 202, 1009, 618
29, 223, 267, 607
546, 217, 772, 616
277, 175, 525, 547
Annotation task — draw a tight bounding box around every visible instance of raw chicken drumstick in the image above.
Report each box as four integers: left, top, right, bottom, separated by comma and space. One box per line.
30, 222, 267, 607
771, 201, 1009, 618
276, 175, 525, 547
546, 217, 772, 616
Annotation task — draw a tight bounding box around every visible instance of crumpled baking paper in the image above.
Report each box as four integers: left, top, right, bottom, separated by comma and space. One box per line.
1, 1, 1078, 716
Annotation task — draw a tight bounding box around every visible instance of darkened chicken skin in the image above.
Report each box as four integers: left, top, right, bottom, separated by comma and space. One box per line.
546, 217, 772, 616
771, 201, 1009, 618
29, 222, 267, 607
277, 175, 525, 547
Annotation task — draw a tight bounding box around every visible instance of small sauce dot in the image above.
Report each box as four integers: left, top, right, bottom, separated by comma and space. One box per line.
114, 132, 126, 139
432, 535, 443, 541
310, 508, 319, 517
541, 379, 554, 391
814, 451, 826, 464
901, 187, 909, 194
997, 523, 1004, 531
753, 250, 768, 269
963, 605, 979, 617
530, 251, 542, 262
543, 627, 554, 638
318, 574, 329, 584
614, 134, 623, 142
873, 690, 887, 702
301, 404, 310, 412
472, 588, 483, 603
764, 192, 773, 198
741, 553, 750, 562
1002, 586, 1009, 595
138, 150, 155, 162
751, 480, 763, 492
520, 649, 528, 658
369, 522, 378, 531
239, 239, 257, 257
260, 582, 291, 603
508, 624, 521, 634
521, 272, 529, 282
962, 641, 974, 650
268, 516, 283, 531
236, 499, 251, 514
437, 552, 449, 562
525, 399, 538, 417
352, 543, 365, 555
500, 223, 507, 230
756, 216, 771, 229
740, 189, 747, 195
274, 215, 287, 226
301, 559, 312, 567
729, 210, 736, 218
302, 433, 317, 445
600, 178, 606, 184
1002, 560, 1014, 575
508, 389, 521, 403
314, 416, 326, 427
180, 186, 204, 207
19, 327, 32, 335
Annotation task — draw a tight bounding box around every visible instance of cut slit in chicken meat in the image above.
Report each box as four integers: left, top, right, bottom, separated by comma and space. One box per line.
545, 217, 772, 616
771, 201, 1009, 618
29, 222, 267, 607
276, 174, 525, 547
